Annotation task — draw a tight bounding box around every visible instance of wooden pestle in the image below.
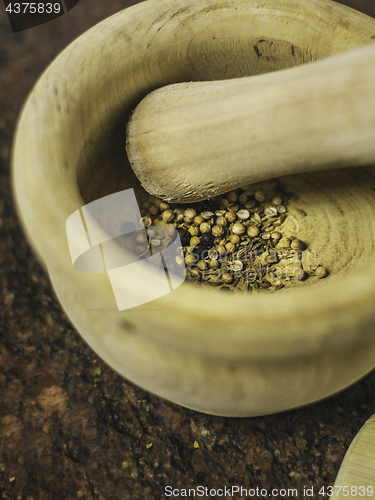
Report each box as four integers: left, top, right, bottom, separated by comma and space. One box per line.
127, 42, 375, 204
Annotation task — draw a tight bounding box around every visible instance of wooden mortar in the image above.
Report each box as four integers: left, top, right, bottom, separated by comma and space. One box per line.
12, 0, 375, 417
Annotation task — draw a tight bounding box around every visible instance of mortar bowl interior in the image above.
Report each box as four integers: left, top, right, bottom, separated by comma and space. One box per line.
12, 0, 375, 416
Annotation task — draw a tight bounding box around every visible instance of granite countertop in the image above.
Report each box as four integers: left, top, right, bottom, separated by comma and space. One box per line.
1, 1, 375, 499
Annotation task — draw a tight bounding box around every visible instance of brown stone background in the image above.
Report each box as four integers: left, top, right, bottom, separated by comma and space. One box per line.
1, 1, 375, 499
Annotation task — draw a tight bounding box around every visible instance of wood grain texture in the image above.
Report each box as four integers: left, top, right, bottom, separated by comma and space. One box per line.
127, 44, 375, 203
11, 0, 375, 416
331, 414, 375, 498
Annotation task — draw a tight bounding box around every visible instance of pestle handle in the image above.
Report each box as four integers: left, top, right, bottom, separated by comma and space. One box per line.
126, 42, 375, 203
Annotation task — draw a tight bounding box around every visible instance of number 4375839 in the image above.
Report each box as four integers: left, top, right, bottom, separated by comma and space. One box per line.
319, 486, 373, 496
5, 3, 61, 14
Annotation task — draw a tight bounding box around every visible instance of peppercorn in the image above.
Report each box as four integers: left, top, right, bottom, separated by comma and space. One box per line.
192, 243, 208, 261
201, 232, 214, 247
176, 227, 190, 246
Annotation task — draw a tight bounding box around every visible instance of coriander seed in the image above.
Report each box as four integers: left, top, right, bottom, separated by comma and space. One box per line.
316, 266, 328, 279
184, 208, 197, 221
245, 200, 256, 209
272, 195, 283, 205
238, 193, 248, 204
228, 203, 239, 212
291, 238, 305, 250
225, 211, 237, 223
220, 199, 230, 210
159, 201, 170, 211
197, 260, 207, 271
208, 248, 219, 260
231, 260, 243, 272
162, 209, 174, 223
136, 233, 148, 243
265, 207, 278, 217
189, 269, 200, 280
175, 255, 184, 267
216, 245, 226, 257
226, 191, 238, 203
194, 215, 204, 226
255, 191, 265, 202
222, 272, 234, 284
228, 234, 240, 244
294, 268, 307, 281
212, 225, 224, 237
200, 222, 211, 233
237, 209, 250, 220
216, 216, 227, 227
232, 222, 246, 235
247, 225, 260, 238
209, 259, 219, 269
148, 204, 159, 216
141, 216, 152, 227
188, 226, 199, 237
265, 252, 279, 264
190, 236, 200, 246
225, 241, 235, 253
185, 254, 197, 266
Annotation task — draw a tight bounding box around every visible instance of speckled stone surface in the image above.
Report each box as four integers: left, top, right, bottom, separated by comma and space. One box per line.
1, 1, 375, 499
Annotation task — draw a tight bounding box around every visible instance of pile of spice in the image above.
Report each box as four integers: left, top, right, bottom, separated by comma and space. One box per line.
139, 185, 328, 293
